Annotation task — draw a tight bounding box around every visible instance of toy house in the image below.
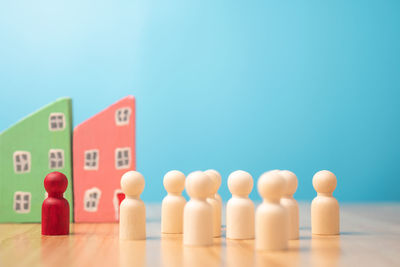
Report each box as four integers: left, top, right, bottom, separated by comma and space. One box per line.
0, 98, 73, 222
73, 96, 135, 222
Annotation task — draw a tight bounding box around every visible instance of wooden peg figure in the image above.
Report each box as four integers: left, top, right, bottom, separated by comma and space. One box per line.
204, 169, 222, 205
42, 172, 70, 235
280, 170, 299, 240
226, 170, 254, 240
119, 171, 146, 240
161, 170, 186, 234
311, 170, 340, 235
183, 171, 213, 246
255, 171, 288, 251
204, 170, 222, 237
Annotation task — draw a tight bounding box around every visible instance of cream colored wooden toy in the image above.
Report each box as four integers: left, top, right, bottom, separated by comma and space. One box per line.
311, 170, 340, 235
204, 169, 222, 205
161, 170, 186, 234
183, 171, 213, 246
119, 171, 146, 240
3, 204, 400, 266
280, 170, 299, 240
204, 170, 222, 237
255, 171, 288, 251
226, 170, 254, 240
268, 169, 281, 174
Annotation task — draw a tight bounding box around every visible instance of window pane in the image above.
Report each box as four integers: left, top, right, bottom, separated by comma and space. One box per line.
124, 150, 129, 157
50, 153, 55, 159
57, 152, 62, 158
57, 160, 63, 168
93, 152, 97, 159
15, 203, 21, 210
16, 155, 20, 162
23, 203, 29, 210
23, 195, 29, 201
23, 163, 29, 171
16, 195, 21, 200
91, 161, 96, 167
86, 202, 90, 208
86, 153, 91, 160
16, 165, 21, 172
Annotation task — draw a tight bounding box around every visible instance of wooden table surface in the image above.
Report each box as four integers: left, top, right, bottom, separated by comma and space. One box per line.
1, 203, 399, 267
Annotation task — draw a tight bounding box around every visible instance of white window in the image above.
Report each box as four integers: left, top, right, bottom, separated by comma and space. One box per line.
115, 107, 131, 126
84, 188, 101, 212
49, 149, 64, 169
115, 147, 131, 169
49, 113, 65, 131
13, 151, 31, 174
84, 150, 99, 170
14, 192, 31, 213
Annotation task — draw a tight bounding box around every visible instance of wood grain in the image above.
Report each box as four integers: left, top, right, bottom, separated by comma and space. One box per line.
0, 203, 399, 267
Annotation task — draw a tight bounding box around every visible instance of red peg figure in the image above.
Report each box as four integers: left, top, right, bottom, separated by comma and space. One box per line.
42, 172, 70, 235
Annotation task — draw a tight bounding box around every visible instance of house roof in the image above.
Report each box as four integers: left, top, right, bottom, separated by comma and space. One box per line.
0, 97, 72, 136
74, 95, 135, 133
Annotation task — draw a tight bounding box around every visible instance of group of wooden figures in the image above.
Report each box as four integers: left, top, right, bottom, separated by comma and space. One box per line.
42, 169, 340, 251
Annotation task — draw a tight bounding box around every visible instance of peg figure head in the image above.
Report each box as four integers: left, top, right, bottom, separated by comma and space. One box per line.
258, 171, 285, 201
228, 170, 253, 197
186, 171, 212, 199
164, 170, 185, 194
313, 170, 337, 194
204, 169, 222, 195
44, 172, 68, 195
280, 170, 298, 197
121, 171, 145, 197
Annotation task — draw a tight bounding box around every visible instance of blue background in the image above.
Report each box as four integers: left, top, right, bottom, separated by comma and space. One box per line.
1, 1, 399, 202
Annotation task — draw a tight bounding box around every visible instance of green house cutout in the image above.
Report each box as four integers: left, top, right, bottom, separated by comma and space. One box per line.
0, 98, 73, 222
